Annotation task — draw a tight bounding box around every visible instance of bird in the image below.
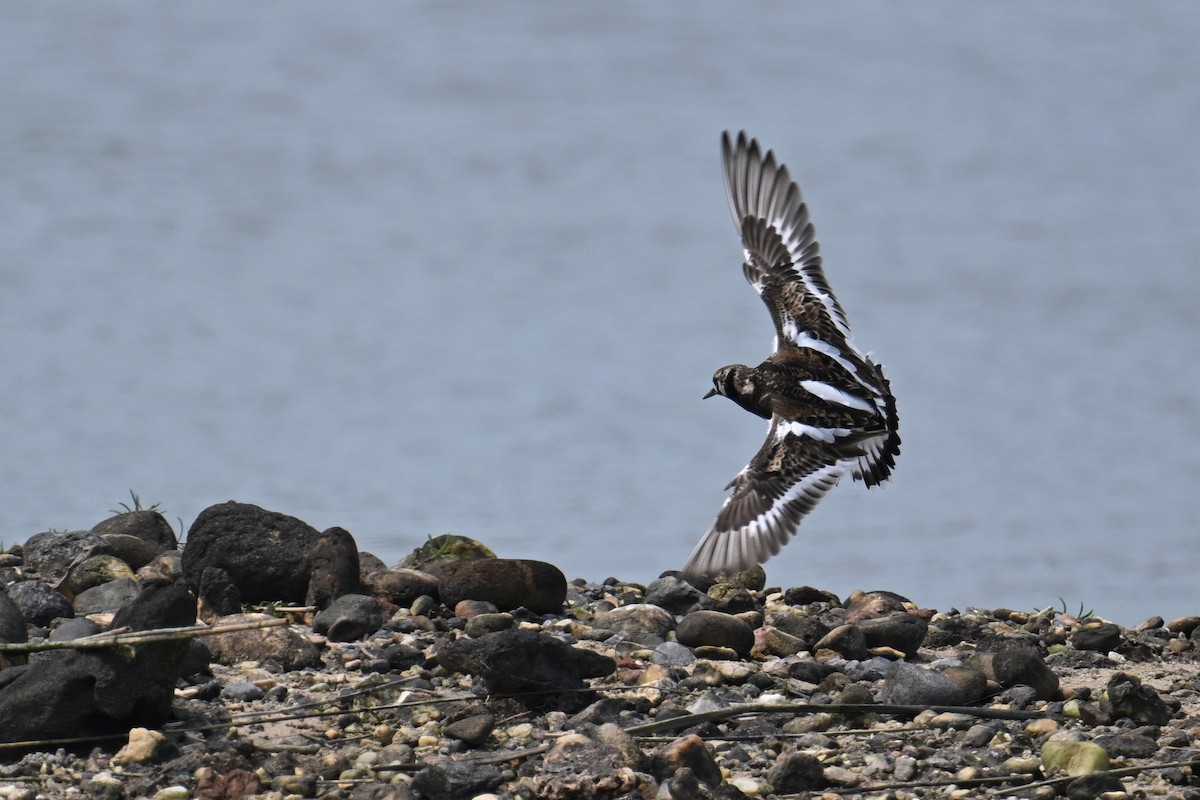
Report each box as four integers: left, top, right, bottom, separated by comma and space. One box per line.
681, 131, 901, 582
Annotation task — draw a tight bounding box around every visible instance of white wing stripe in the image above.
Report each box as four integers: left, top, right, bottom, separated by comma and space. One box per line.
799, 380, 876, 412
775, 420, 852, 443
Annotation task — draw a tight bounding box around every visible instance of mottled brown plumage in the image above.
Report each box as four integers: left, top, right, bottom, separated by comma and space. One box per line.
682, 132, 901, 581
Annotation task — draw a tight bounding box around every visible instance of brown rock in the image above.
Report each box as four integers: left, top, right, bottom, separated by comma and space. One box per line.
650, 734, 722, 788
438, 558, 566, 614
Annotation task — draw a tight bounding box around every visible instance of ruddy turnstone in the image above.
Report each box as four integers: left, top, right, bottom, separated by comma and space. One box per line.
681, 131, 901, 581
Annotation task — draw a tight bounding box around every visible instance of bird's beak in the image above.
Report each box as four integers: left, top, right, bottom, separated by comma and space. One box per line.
703, 388, 718, 399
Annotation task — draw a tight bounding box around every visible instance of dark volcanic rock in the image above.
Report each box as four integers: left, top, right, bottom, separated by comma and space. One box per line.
0, 583, 195, 744
1065, 772, 1127, 799
1092, 731, 1159, 758
784, 585, 840, 605
971, 647, 1061, 699
880, 661, 967, 706
305, 526, 361, 610
181, 501, 322, 603
90, 510, 178, 553
411, 757, 502, 800
0, 590, 27, 644
437, 558, 567, 614
1104, 672, 1173, 725
815, 623, 869, 660
768, 751, 827, 793
7, 580, 73, 626
311, 593, 383, 642
940, 665, 989, 703
675, 610, 755, 657
436, 629, 615, 710
1071, 621, 1123, 652
197, 567, 242, 623
96, 533, 159, 571
856, 612, 929, 657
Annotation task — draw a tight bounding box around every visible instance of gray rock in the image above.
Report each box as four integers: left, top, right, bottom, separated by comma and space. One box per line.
378, 642, 424, 671
675, 610, 754, 657
221, 681, 265, 702
312, 593, 383, 641
437, 558, 566, 614
880, 661, 967, 706
305, 526, 361, 610
592, 603, 676, 646
7, 580, 73, 626
73, 577, 140, 615
21, 530, 113, 579
568, 698, 629, 728
767, 751, 827, 793
652, 641, 697, 667
644, 576, 709, 615
362, 568, 439, 605
181, 501, 321, 603
49, 617, 102, 642
757, 626, 809, 657
205, 612, 322, 671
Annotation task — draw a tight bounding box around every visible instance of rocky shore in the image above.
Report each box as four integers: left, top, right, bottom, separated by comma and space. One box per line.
0, 500, 1198, 800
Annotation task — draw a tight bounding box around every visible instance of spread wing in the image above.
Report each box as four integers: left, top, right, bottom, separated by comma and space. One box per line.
681, 418, 849, 581
721, 130, 858, 356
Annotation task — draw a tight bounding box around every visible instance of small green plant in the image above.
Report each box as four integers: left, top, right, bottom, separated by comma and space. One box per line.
1034, 597, 1094, 621
110, 490, 162, 515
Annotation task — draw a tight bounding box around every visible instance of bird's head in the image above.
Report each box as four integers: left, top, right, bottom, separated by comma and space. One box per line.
706, 364, 754, 400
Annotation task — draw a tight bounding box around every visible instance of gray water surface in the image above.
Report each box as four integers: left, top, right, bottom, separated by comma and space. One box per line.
2, 3, 1197, 625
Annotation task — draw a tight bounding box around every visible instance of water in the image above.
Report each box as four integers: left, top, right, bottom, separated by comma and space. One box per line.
2, 3, 1197, 626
